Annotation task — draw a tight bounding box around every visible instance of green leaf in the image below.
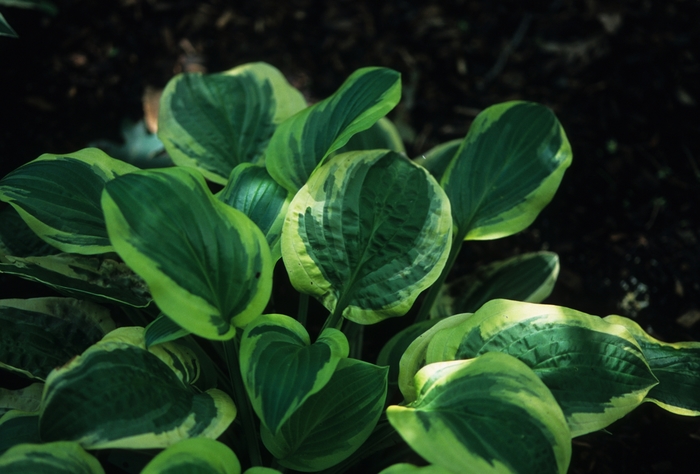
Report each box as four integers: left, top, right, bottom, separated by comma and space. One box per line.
0, 12, 18, 38
388, 353, 571, 474
379, 464, 453, 474
440, 101, 572, 241
0, 252, 152, 307
141, 438, 241, 474
0, 383, 42, 415
605, 315, 700, 416
158, 62, 307, 184
39, 327, 236, 449
0, 148, 138, 254
0, 411, 41, 456
432, 251, 559, 318
261, 358, 388, 472
425, 299, 658, 436
281, 150, 452, 325
333, 117, 405, 155
0, 297, 115, 380
0, 205, 58, 258
0, 441, 104, 474
266, 67, 401, 193
145, 313, 191, 348
102, 167, 273, 340
218, 163, 291, 261
376, 318, 441, 386
413, 138, 462, 182
240, 314, 349, 434
0, 1, 58, 15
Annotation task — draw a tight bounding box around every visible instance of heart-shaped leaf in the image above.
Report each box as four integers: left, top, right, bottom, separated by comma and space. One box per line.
240, 314, 349, 434
441, 101, 572, 241
266, 67, 401, 193
281, 150, 452, 325
0, 148, 138, 254
158, 62, 307, 184
102, 167, 273, 340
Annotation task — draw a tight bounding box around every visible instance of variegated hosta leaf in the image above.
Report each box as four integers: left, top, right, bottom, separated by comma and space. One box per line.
0, 252, 152, 308
0, 442, 105, 473
102, 167, 273, 341
240, 314, 349, 434
261, 358, 388, 472
266, 67, 401, 193
413, 138, 462, 183
218, 163, 291, 261
605, 315, 700, 416
281, 150, 452, 325
440, 101, 572, 241
424, 299, 658, 436
376, 318, 441, 386
0, 411, 41, 456
141, 438, 241, 474
0, 205, 58, 260
39, 327, 236, 449
432, 251, 559, 318
387, 353, 571, 474
0, 383, 43, 415
0, 297, 115, 380
145, 313, 191, 348
333, 117, 406, 155
158, 62, 307, 184
397, 313, 473, 402
0, 148, 138, 254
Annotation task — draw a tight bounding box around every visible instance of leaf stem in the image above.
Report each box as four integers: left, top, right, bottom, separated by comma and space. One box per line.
222, 336, 262, 467
297, 292, 309, 326
413, 235, 464, 323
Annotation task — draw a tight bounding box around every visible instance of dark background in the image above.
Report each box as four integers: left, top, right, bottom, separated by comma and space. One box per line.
1, 0, 699, 472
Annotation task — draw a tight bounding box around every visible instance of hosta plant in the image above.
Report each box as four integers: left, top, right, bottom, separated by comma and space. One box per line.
1, 62, 698, 474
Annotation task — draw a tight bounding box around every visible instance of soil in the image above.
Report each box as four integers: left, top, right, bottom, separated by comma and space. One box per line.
2, 0, 699, 472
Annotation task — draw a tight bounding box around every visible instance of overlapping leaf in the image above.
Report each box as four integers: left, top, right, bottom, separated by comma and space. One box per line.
0, 412, 41, 456
388, 353, 571, 474
0, 441, 104, 474
423, 299, 658, 436
39, 327, 236, 449
158, 62, 307, 183
102, 167, 273, 340
440, 101, 572, 241
0, 148, 138, 254
281, 150, 452, 324
0, 297, 115, 380
266, 67, 401, 193
240, 314, 348, 434
605, 315, 700, 416
261, 358, 388, 472
218, 163, 291, 260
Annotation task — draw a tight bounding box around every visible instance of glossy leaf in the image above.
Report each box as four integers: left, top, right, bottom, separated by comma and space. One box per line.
281, 150, 452, 324
141, 438, 241, 474
440, 102, 572, 241
159, 62, 307, 184
0, 297, 115, 380
240, 314, 348, 434
266, 67, 401, 193
0, 12, 17, 38
388, 353, 571, 474
0, 148, 138, 254
605, 315, 700, 416
261, 358, 388, 472
39, 327, 236, 449
0, 252, 152, 307
102, 167, 273, 340
425, 299, 658, 436
218, 163, 291, 260
376, 318, 441, 386
0, 205, 58, 259
0, 411, 41, 456
432, 251, 559, 318
0, 441, 104, 474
